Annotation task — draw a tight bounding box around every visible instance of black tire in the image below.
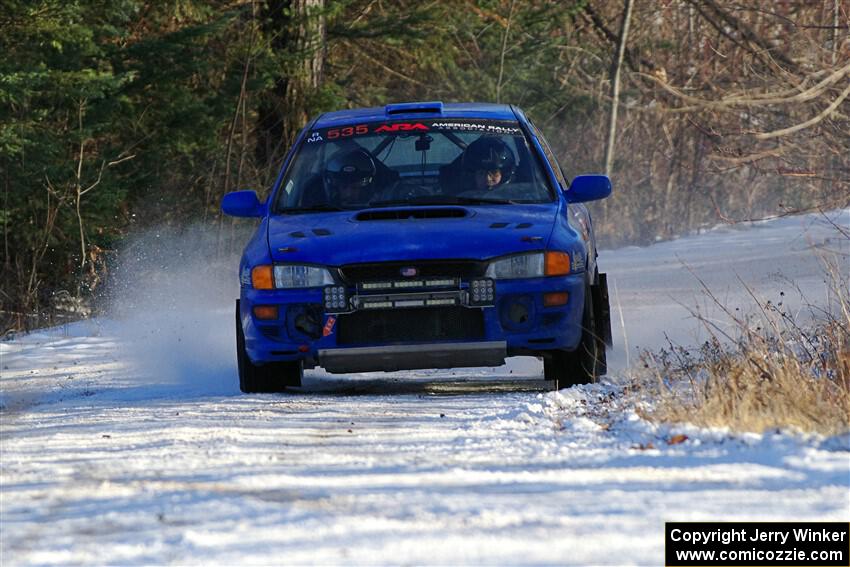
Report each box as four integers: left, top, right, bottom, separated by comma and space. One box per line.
235, 300, 302, 393
544, 284, 604, 390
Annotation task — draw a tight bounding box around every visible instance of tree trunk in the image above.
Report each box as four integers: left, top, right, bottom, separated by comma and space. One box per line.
256, 0, 326, 170
604, 0, 634, 177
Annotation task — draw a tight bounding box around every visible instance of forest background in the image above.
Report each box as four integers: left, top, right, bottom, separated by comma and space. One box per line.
2, 0, 848, 332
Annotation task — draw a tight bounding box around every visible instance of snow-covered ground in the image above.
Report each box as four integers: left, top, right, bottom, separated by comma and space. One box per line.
2, 210, 848, 565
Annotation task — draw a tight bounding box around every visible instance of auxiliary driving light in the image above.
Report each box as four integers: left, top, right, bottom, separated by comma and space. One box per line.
323, 285, 348, 313
469, 278, 496, 305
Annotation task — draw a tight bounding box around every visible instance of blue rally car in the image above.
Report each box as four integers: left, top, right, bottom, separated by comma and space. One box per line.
222, 102, 612, 392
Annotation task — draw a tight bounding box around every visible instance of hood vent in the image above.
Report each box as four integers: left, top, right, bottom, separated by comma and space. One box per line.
489, 222, 533, 229
356, 208, 467, 221
289, 228, 332, 238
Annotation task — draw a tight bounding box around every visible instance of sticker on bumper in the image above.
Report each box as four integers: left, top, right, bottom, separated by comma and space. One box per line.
323, 316, 337, 337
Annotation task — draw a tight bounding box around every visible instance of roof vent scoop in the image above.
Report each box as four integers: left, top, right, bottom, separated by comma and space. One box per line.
385, 101, 443, 116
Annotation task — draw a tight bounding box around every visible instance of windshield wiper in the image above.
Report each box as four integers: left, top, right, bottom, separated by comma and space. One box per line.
368, 196, 516, 208
279, 204, 349, 213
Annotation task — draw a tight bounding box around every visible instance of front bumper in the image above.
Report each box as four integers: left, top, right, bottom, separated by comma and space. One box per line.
239, 273, 586, 373
319, 341, 507, 373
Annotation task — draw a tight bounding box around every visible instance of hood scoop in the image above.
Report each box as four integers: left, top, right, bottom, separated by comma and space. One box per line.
355, 207, 468, 221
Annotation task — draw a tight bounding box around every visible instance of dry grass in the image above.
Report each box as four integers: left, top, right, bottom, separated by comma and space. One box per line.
637, 255, 850, 436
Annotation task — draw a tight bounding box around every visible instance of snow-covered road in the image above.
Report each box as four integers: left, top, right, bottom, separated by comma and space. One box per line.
2, 210, 848, 565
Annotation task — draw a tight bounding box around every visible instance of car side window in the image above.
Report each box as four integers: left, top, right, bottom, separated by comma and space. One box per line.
528, 121, 568, 189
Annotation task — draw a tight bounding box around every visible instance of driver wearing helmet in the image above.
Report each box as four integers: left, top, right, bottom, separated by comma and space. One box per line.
462, 137, 516, 191
324, 148, 379, 206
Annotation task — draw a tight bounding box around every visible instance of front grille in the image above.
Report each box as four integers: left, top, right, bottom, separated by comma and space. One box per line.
339, 260, 486, 283
336, 306, 484, 345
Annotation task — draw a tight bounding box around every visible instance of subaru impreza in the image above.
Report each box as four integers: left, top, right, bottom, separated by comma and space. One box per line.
222, 102, 612, 392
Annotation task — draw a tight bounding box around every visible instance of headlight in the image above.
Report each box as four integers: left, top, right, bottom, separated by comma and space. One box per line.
274, 265, 335, 288
485, 253, 544, 279
251, 264, 334, 289
484, 251, 571, 279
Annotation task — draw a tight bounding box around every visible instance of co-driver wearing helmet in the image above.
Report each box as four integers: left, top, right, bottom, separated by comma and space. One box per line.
323, 148, 379, 206
461, 137, 516, 191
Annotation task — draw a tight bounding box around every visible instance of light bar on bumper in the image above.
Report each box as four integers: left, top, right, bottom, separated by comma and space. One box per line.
357, 278, 459, 292
354, 290, 463, 310
323, 285, 349, 313
469, 278, 495, 305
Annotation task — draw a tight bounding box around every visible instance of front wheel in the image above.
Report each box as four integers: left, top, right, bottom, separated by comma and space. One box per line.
235, 300, 302, 393
544, 284, 605, 390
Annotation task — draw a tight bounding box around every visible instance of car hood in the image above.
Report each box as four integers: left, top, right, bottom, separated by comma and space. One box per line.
267, 205, 559, 265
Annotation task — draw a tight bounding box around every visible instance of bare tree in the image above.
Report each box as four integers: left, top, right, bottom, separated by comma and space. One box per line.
604, 0, 634, 177
256, 0, 326, 169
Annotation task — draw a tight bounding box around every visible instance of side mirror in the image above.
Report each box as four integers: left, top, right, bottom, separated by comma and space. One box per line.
564, 174, 612, 203
222, 190, 265, 218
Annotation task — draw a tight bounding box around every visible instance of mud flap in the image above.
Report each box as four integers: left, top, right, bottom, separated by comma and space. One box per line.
592, 273, 613, 348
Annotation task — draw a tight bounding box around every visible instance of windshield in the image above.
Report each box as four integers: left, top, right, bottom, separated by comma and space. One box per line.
274, 119, 555, 213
